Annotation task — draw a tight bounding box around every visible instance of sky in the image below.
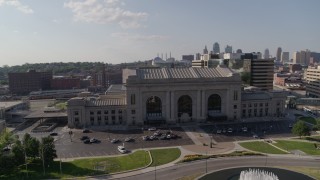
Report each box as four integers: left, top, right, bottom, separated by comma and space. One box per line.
0, 0, 319, 66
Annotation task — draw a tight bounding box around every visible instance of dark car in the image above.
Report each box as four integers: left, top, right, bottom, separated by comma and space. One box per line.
83, 139, 90, 144
90, 138, 100, 143
80, 136, 89, 141
142, 136, 149, 141
50, 132, 58, 136
159, 135, 167, 140
82, 129, 91, 133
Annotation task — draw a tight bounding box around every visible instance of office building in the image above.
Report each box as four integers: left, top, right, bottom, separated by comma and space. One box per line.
8, 70, 52, 95
243, 59, 274, 91
264, 49, 270, 59
293, 51, 301, 64
276, 47, 282, 61
213, 42, 220, 54
306, 66, 320, 98
281, 52, 289, 63
300, 50, 311, 65
182, 55, 194, 61
225, 45, 232, 53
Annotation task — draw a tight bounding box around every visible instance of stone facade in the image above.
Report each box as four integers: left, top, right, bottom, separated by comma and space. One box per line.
67, 66, 286, 128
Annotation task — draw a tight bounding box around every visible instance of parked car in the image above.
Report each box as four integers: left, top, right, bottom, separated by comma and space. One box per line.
288, 124, 293, 128
117, 146, 127, 154
148, 127, 157, 131
170, 134, 178, 139
83, 139, 90, 144
50, 132, 58, 136
227, 128, 233, 133
154, 131, 162, 136
80, 136, 89, 141
90, 138, 100, 143
166, 134, 172, 139
111, 139, 120, 143
222, 129, 227, 133
142, 136, 149, 141
242, 127, 248, 132
124, 137, 134, 142
159, 135, 167, 140
82, 129, 90, 133
216, 129, 222, 134
149, 135, 157, 140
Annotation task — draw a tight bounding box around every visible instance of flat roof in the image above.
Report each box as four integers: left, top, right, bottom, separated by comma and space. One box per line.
0, 101, 24, 110
24, 110, 67, 119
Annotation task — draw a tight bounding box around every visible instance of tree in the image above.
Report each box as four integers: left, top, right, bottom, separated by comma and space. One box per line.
11, 140, 25, 166
292, 120, 310, 138
39, 136, 57, 166
312, 119, 320, 131
23, 133, 40, 159
241, 72, 251, 85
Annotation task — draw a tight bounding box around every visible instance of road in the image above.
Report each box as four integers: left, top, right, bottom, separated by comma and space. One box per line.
95, 156, 320, 180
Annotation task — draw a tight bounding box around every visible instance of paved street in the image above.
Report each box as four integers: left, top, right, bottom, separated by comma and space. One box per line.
91, 156, 320, 180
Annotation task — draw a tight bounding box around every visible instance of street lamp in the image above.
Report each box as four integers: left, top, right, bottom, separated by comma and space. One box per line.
68, 130, 73, 142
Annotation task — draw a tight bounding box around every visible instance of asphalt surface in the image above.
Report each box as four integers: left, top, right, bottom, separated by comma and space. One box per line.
106, 157, 320, 180
55, 127, 193, 158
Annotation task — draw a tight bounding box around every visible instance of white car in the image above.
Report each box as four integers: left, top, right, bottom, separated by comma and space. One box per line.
117, 146, 127, 154
148, 127, 157, 131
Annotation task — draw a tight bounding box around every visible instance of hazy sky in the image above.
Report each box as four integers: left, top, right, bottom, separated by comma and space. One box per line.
0, 0, 319, 66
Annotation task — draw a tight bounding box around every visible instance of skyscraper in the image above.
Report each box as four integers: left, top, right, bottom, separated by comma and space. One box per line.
281, 52, 289, 63
276, 47, 282, 61
300, 49, 311, 65
225, 45, 232, 53
213, 42, 220, 54
264, 48, 269, 59
203, 45, 208, 54
293, 51, 301, 64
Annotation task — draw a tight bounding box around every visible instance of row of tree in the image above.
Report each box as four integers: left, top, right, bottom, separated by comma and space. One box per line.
0, 132, 57, 174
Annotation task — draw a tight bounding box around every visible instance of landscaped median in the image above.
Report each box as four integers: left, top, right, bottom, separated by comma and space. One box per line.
180, 151, 263, 163
239, 141, 288, 154
1, 148, 183, 180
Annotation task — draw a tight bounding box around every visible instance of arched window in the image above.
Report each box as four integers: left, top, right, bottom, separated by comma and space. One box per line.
208, 94, 221, 113
146, 96, 162, 117
178, 95, 192, 117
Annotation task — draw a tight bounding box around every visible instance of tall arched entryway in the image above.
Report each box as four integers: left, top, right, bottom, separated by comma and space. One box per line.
146, 96, 163, 124
207, 94, 226, 121
177, 95, 192, 122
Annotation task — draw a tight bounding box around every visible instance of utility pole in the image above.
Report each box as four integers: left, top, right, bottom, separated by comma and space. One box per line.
205, 151, 208, 174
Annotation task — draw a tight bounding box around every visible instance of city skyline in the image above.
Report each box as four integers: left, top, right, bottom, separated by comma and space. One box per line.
0, 0, 320, 66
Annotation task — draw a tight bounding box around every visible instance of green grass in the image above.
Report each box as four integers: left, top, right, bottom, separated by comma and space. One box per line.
150, 148, 181, 166
55, 102, 67, 110
275, 140, 320, 155
239, 141, 288, 154
0, 150, 150, 180
298, 117, 317, 125
302, 136, 320, 142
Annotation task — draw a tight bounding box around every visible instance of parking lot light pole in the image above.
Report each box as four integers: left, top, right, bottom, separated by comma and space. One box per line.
69, 131, 73, 142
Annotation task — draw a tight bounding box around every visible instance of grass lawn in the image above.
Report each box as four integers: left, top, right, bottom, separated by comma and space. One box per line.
0, 150, 150, 180
298, 117, 317, 125
150, 148, 181, 167
275, 140, 320, 155
280, 166, 320, 180
55, 102, 67, 110
239, 141, 288, 154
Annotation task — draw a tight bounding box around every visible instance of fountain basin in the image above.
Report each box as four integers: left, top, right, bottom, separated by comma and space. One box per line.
198, 167, 315, 180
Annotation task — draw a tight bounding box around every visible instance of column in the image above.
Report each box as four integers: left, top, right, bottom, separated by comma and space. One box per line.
201, 90, 206, 119
166, 91, 170, 121
196, 90, 201, 121
170, 91, 175, 121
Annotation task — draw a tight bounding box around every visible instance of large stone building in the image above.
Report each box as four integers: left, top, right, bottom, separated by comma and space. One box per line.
67, 66, 286, 128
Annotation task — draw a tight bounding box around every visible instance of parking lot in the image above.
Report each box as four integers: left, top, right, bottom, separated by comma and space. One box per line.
55, 127, 193, 159
200, 120, 296, 142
